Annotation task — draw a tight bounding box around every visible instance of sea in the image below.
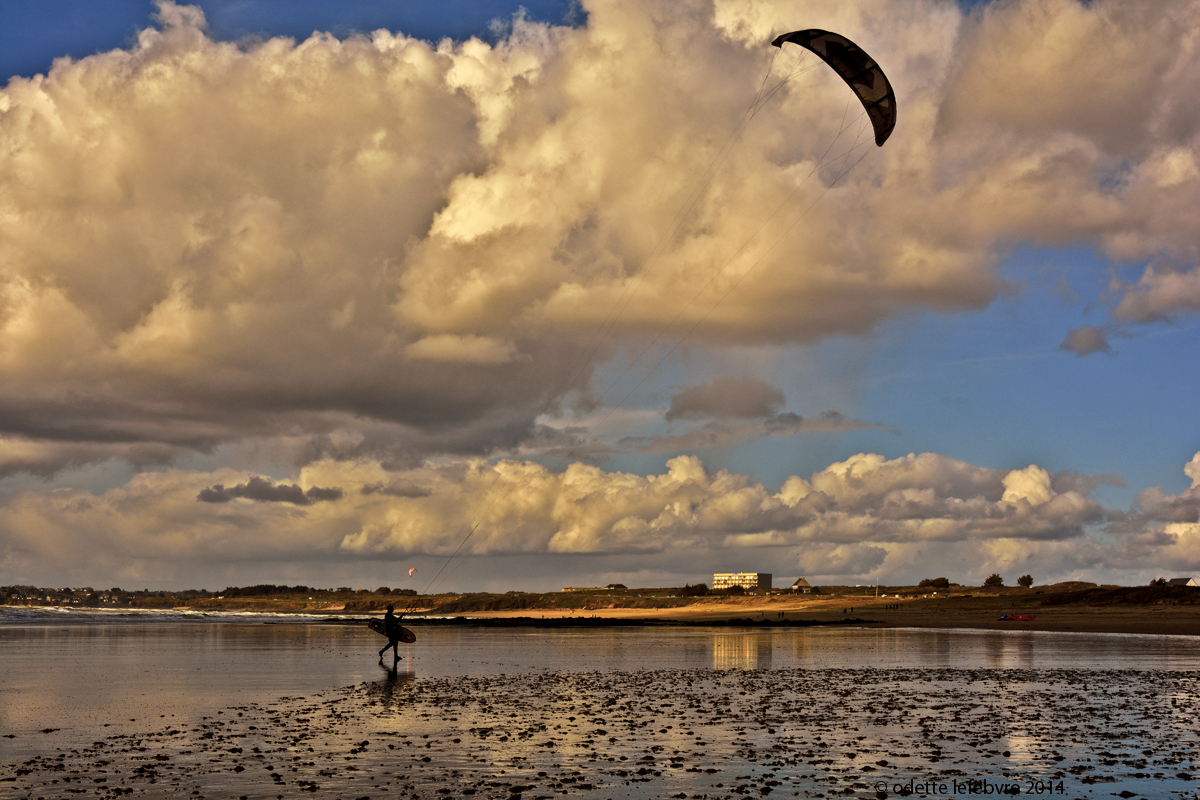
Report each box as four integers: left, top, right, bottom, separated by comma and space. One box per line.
3, 607, 1199, 799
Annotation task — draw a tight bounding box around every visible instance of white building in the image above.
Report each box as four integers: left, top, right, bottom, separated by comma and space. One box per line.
1167, 577, 1198, 587
713, 572, 772, 590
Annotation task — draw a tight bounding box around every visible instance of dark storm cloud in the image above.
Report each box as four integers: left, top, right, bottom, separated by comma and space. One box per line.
665, 377, 785, 421
197, 476, 342, 505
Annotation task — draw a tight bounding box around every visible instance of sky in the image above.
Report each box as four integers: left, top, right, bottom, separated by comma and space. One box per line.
1, 0, 1198, 594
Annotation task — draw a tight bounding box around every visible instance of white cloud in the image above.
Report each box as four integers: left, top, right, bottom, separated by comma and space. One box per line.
1, 0, 1198, 475
2, 0, 1200, 588
0, 449, 1154, 588
1114, 264, 1200, 322
1001, 464, 1053, 506
1186, 452, 1200, 488
793, 542, 888, 577
1155, 523, 1200, 571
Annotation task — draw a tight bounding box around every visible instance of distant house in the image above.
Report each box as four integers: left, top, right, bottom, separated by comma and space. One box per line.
1166, 578, 1198, 587
791, 577, 813, 594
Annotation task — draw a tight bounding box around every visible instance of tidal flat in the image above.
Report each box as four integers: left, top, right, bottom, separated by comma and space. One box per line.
3, 621, 1200, 799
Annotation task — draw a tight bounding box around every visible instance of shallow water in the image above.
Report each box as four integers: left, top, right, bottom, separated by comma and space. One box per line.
4, 616, 1200, 737
3, 614, 1200, 798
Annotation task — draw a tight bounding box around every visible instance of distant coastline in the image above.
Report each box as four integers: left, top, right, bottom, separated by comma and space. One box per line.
4, 581, 1196, 636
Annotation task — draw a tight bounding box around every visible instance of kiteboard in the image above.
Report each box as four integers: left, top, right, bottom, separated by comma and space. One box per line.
368, 618, 417, 643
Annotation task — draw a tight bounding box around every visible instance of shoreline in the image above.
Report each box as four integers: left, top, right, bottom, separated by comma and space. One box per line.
422, 597, 1200, 637
404, 586, 1200, 637
7, 590, 1199, 636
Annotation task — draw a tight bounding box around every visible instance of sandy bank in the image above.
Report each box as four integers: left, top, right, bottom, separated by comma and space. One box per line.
439, 593, 1200, 636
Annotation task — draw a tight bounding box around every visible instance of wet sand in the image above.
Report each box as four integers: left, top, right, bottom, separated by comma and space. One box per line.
4, 665, 1199, 799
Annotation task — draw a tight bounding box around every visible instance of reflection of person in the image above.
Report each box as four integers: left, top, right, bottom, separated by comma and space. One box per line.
378, 604, 403, 662
372, 660, 416, 708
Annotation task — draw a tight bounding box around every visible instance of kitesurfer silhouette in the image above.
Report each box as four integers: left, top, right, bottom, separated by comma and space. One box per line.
378, 604, 403, 662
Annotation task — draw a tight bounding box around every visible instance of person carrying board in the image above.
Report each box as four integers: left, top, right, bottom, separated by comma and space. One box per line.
379, 604, 403, 662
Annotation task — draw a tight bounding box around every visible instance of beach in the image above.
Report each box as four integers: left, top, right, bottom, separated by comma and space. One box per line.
4, 620, 1200, 799
5, 663, 1200, 799
22, 582, 1198, 638
440, 592, 1200, 637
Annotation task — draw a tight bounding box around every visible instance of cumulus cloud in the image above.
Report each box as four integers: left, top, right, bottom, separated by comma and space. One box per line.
1092, 452, 1200, 573
1108, 453, 1200, 532
1114, 264, 1200, 322
1059, 325, 1111, 356
198, 476, 343, 505
0, 0, 1197, 477
3, 0, 1200, 589
0, 449, 1139, 588
5, 449, 1200, 588
795, 542, 888, 576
